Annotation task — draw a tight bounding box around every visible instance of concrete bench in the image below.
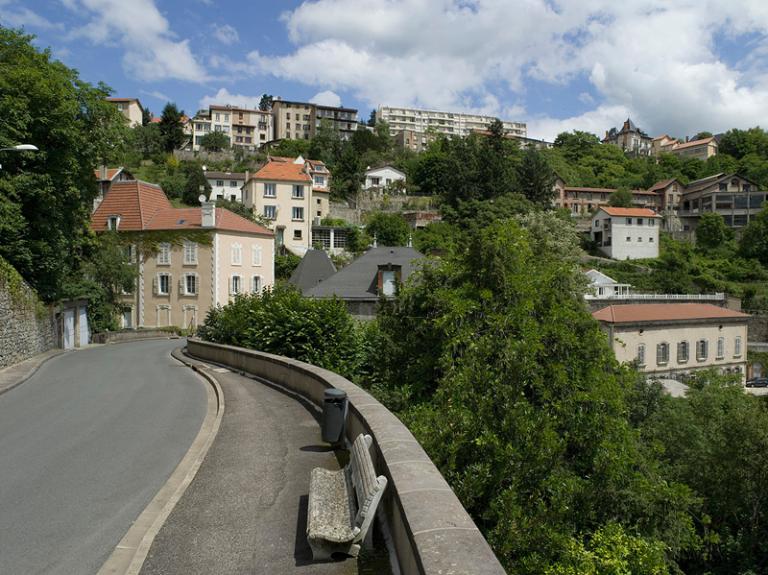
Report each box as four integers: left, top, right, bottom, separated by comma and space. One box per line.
307, 433, 388, 560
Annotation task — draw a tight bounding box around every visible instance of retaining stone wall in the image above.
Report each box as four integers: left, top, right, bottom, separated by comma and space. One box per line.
0, 277, 56, 369
187, 338, 507, 575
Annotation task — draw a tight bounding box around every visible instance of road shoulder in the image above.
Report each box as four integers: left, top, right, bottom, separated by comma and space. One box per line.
0, 349, 66, 396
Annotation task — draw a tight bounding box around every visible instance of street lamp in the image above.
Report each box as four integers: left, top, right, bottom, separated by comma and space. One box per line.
0, 144, 38, 170
0, 144, 38, 152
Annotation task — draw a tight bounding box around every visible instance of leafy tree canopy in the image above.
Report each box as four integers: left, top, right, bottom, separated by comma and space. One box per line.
199, 131, 230, 152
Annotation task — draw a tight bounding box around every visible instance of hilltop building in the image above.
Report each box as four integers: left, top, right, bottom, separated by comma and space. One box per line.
590, 207, 661, 260
603, 118, 653, 156
107, 98, 144, 127
271, 99, 358, 141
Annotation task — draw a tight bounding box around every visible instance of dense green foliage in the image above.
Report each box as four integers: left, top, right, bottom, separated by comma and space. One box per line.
0, 27, 129, 302
198, 283, 360, 375
198, 131, 230, 152
362, 212, 410, 246
275, 251, 301, 280
158, 102, 186, 152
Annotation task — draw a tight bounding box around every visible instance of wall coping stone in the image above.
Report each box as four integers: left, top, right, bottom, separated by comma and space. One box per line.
186, 338, 507, 575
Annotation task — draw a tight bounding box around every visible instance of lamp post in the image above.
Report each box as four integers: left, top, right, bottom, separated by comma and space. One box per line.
0, 144, 38, 170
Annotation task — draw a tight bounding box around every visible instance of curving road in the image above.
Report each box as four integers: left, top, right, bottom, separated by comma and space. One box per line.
0, 339, 207, 575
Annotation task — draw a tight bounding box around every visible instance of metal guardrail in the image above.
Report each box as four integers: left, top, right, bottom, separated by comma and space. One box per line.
585, 293, 725, 301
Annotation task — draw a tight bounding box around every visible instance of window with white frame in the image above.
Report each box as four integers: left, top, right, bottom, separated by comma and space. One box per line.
314, 175, 325, 186
264, 183, 276, 197
696, 339, 708, 361
216, 179, 224, 187
677, 341, 689, 363
231, 243, 242, 265
292, 207, 304, 221
292, 185, 305, 199
107, 215, 121, 230
230, 180, 238, 187
264, 205, 277, 219
637, 344, 646, 366
717, 337, 725, 359
252, 275, 262, 293
183, 241, 198, 265
184, 273, 198, 295
156, 273, 171, 295
735, 336, 742, 357
656, 342, 669, 365
157, 243, 171, 265
230, 275, 242, 295
252, 245, 263, 266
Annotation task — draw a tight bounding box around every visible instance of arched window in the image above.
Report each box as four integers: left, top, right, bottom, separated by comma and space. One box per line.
677, 341, 689, 363
697, 339, 708, 361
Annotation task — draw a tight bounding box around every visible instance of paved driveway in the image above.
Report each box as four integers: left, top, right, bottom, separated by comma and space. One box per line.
0, 339, 207, 575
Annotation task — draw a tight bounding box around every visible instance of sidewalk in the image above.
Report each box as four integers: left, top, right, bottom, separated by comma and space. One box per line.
0, 349, 66, 396
139, 351, 358, 575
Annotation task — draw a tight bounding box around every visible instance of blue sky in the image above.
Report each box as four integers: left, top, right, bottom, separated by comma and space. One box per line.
3, 0, 768, 140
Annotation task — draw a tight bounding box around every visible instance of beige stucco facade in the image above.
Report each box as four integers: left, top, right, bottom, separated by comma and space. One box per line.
604, 320, 748, 382
122, 231, 274, 330
109, 99, 143, 127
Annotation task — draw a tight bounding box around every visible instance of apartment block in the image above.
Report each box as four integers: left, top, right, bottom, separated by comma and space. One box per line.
377, 106, 527, 148
242, 156, 331, 255
191, 105, 272, 151
272, 99, 358, 141
107, 98, 144, 127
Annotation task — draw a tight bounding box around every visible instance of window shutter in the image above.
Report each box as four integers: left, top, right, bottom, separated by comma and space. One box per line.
153, 275, 158, 296
228, 276, 233, 295
179, 277, 184, 295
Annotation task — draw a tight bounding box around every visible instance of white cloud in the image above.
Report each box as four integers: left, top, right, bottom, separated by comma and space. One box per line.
0, 1, 62, 29
212, 23, 239, 45
199, 88, 264, 110
64, 0, 207, 83
309, 90, 342, 107
140, 89, 171, 102
236, 0, 768, 140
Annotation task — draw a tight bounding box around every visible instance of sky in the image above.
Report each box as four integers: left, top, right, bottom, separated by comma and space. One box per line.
3, 0, 768, 141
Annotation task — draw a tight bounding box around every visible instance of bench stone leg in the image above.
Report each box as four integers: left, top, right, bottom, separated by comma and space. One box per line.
308, 539, 360, 560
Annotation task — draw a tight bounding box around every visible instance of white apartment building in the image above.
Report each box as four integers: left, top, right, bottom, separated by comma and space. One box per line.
377, 106, 527, 141
591, 207, 661, 260
242, 156, 330, 255
204, 170, 247, 202
191, 105, 272, 151
593, 303, 749, 383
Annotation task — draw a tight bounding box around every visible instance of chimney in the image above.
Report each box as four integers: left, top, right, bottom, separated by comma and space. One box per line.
202, 201, 216, 228
99, 165, 108, 180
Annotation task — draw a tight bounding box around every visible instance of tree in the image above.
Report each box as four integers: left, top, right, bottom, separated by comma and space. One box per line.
330, 144, 363, 200
367, 110, 376, 127
259, 94, 274, 111
0, 27, 129, 301
308, 118, 341, 166
159, 102, 185, 152
515, 146, 556, 206
129, 122, 163, 161
693, 131, 713, 140
181, 162, 211, 205
368, 220, 698, 572
739, 205, 768, 265
363, 212, 410, 246
553, 130, 601, 162
199, 131, 230, 152
275, 251, 301, 280
695, 212, 733, 250
608, 187, 633, 207
141, 106, 153, 125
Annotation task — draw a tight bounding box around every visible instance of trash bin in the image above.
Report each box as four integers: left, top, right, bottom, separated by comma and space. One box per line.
321, 388, 348, 444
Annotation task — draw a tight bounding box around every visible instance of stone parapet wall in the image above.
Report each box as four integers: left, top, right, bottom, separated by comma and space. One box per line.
186, 338, 507, 575
0, 273, 56, 369
91, 329, 182, 344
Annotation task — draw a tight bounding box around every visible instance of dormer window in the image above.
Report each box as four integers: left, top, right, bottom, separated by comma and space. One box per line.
377, 264, 402, 297
107, 215, 121, 230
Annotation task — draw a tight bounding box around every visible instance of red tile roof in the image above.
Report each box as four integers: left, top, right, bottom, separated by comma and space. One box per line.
672, 137, 716, 151
91, 180, 272, 236
94, 168, 123, 182
252, 160, 311, 182
593, 303, 749, 324
599, 207, 661, 217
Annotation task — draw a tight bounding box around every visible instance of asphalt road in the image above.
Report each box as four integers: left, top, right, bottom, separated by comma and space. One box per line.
0, 339, 207, 575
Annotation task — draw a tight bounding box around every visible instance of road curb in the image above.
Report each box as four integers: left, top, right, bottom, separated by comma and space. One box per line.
0, 350, 67, 397
97, 346, 225, 575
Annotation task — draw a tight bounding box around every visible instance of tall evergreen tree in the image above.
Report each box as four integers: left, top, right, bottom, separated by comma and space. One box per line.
515, 146, 556, 206
159, 102, 185, 152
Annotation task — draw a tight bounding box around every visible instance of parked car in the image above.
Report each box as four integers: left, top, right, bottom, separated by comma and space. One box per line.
746, 377, 768, 388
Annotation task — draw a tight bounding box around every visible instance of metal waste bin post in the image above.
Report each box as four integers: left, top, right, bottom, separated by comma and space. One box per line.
321, 388, 348, 444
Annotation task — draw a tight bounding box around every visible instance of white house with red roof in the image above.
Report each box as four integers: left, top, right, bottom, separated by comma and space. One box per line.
593, 303, 749, 383
92, 180, 274, 330
241, 156, 330, 254
591, 207, 662, 260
